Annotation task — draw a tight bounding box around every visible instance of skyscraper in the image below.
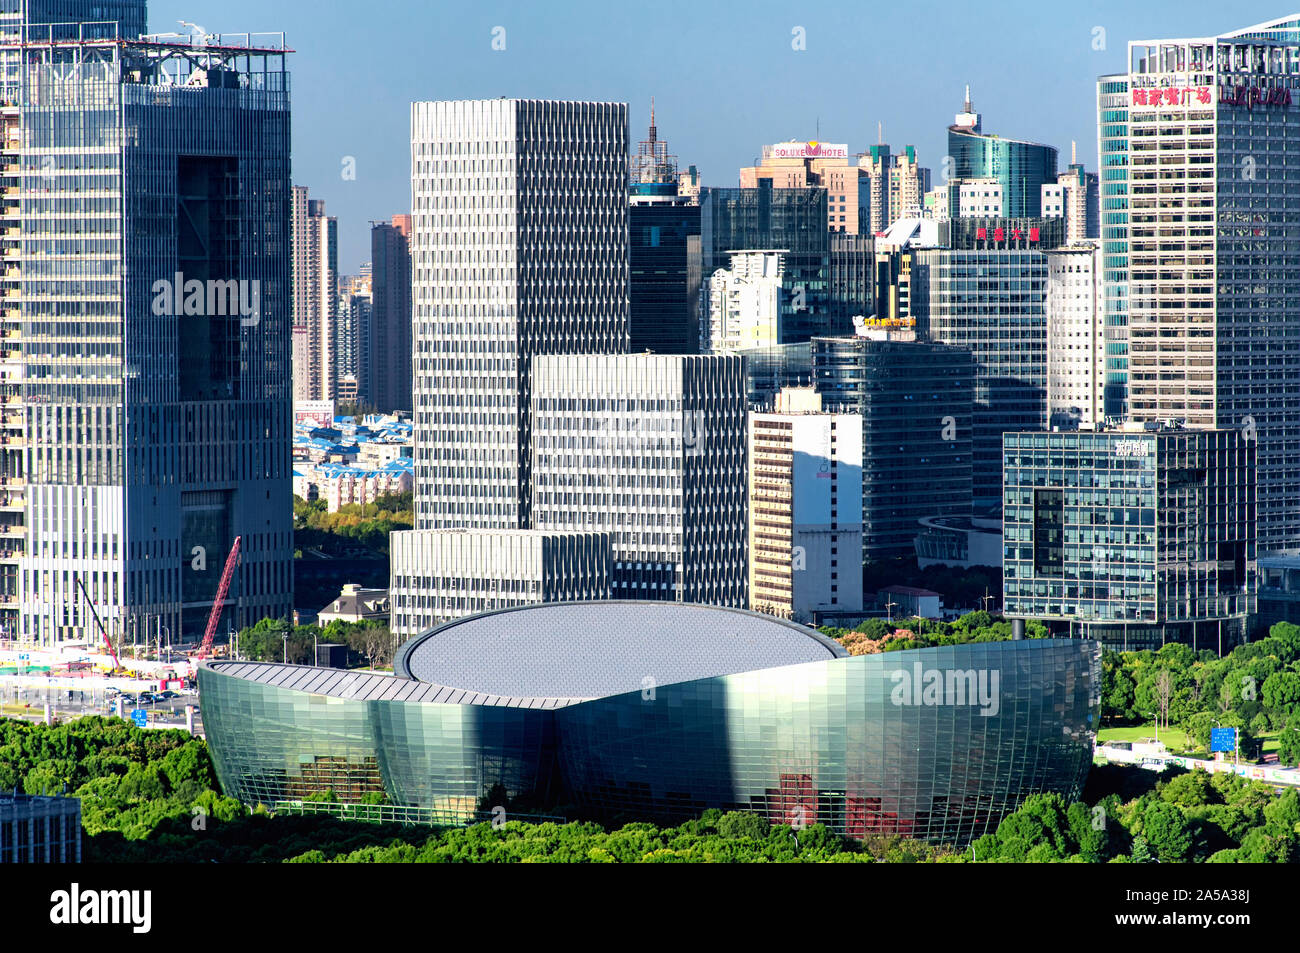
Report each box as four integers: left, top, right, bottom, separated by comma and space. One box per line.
290, 188, 338, 401
947, 88, 1057, 218
1099, 16, 1300, 553
407, 99, 630, 532
2, 9, 293, 645
628, 106, 700, 354
369, 214, 412, 412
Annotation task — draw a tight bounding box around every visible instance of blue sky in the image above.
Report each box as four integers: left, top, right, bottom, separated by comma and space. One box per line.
151, 0, 1296, 271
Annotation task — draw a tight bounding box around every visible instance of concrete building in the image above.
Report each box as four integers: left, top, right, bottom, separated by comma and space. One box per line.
291, 188, 339, 401
748, 388, 864, 624
0, 11, 293, 645
369, 215, 412, 412
704, 250, 790, 352
1040, 157, 1100, 245
1046, 243, 1105, 429
741, 140, 862, 234
812, 332, 974, 562
1099, 16, 1300, 553
531, 353, 748, 606
1003, 426, 1255, 653
0, 793, 80, 863
858, 144, 931, 234
389, 530, 612, 638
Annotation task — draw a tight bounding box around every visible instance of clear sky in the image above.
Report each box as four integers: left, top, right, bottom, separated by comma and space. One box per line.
150, 0, 1297, 271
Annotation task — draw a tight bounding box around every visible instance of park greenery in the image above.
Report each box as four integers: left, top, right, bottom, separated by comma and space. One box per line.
293, 491, 412, 559
820, 610, 1047, 656
231, 616, 397, 669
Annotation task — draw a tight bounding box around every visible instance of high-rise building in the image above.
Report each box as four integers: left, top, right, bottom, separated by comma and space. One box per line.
742, 140, 863, 234
704, 250, 791, 352
1003, 426, 1255, 653
290, 188, 338, 401
947, 88, 1057, 218
407, 99, 630, 532
1040, 156, 1100, 245
1099, 16, 1300, 553
813, 333, 974, 561
531, 353, 748, 606
369, 214, 412, 412
1046, 243, 1105, 430
913, 222, 1059, 505
749, 387, 864, 623
1, 10, 293, 644
628, 105, 700, 354
700, 185, 836, 341
858, 144, 931, 234
337, 286, 371, 404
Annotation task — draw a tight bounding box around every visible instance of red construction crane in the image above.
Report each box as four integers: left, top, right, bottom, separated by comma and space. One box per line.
198, 536, 242, 660
75, 576, 123, 673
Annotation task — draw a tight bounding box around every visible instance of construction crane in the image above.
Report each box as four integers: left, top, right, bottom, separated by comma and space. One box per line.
75, 577, 124, 674
197, 537, 242, 661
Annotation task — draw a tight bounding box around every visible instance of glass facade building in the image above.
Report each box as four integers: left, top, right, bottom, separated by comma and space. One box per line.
201, 602, 1101, 845
913, 245, 1049, 505
0, 792, 81, 863
628, 199, 700, 354
700, 185, 837, 343
947, 126, 1058, 218
813, 335, 974, 561
1003, 428, 1256, 652
0, 12, 293, 644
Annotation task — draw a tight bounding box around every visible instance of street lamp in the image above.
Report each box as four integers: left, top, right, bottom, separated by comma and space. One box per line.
282, 634, 288, 664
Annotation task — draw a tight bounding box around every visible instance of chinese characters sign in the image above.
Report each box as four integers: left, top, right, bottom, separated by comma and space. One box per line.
1130, 84, 1294, 110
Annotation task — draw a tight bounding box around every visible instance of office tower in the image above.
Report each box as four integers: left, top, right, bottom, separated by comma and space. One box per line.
1046, 243, 1105, 429
859, 144, 890, 234
913, 224, 1056, 505
947, 88, 1057, 218
1, 15, 292, 645
389, 530, 612, 638
749, 387, 864, 624
704, 251, 790, 352
1004, 427, 1255, 653
290, 188, 338, 401
813, 333, 974, 561
408, 99, 630, 532
829, 233, 875, 322
369, 214, 412, 412
628, 106, 700, 354
1100, 17, 1300, 553
531, 354, 748, 606
742, 140, 862, 234
700, 185, 834, 341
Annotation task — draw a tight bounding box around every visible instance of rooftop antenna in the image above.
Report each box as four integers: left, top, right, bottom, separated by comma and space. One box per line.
1071, 140, 1077, 165
877, 121, 883, 145
964, 84, 972, 112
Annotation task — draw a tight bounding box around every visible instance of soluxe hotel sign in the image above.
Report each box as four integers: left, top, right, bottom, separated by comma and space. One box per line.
1130, 84, 1293, 110
769, 140, 849, 159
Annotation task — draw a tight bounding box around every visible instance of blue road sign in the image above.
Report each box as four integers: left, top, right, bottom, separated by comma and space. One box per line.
131, 709, 147, 728
1210, 727, 1236, 753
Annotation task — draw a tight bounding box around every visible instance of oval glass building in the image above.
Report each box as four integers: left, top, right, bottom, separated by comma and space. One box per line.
199, 602, 1101, 844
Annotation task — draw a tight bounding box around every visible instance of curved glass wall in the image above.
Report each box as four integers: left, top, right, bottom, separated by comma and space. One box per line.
200, 638, 1099, 844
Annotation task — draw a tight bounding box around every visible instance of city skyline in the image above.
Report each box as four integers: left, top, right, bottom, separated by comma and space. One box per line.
146, 0, 1298, 271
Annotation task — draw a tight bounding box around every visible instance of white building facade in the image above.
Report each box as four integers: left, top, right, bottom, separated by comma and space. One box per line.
1046, 243, 1105, 429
